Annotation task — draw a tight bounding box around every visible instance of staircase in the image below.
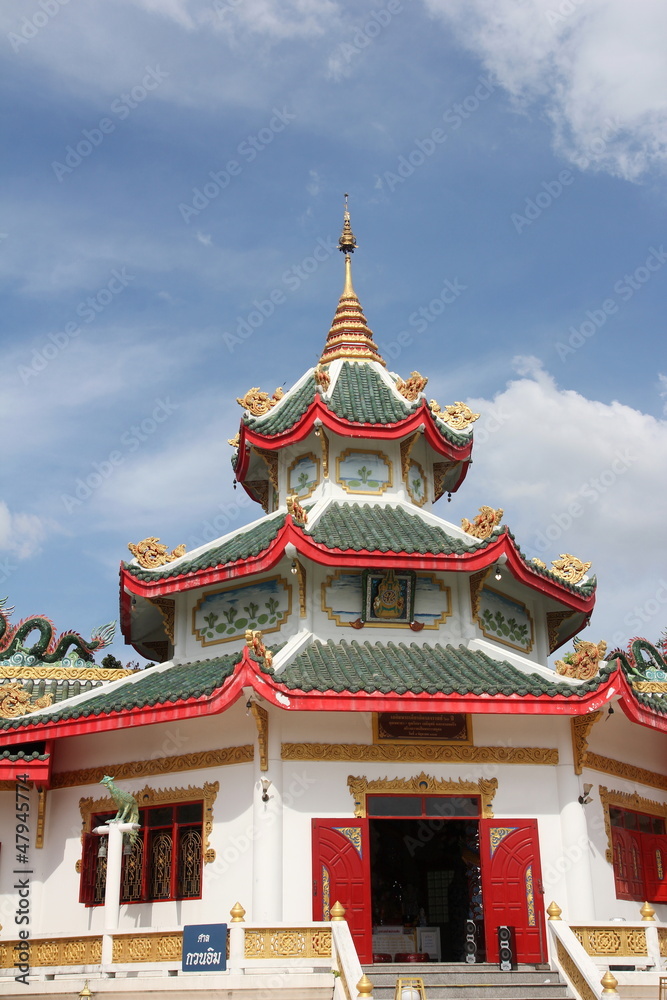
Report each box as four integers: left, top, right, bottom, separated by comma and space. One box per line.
363, 962, 573, 1000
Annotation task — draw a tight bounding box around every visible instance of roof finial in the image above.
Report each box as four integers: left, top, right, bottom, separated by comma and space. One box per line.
339, 193, 357, 254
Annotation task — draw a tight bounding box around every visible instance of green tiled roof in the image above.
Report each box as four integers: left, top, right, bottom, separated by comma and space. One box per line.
278, 639, 613, 697
243, 375, 317, 436
124, 512, 285, 581
310, 502, 489, 555
506, 530, 597, 597
0, 749, 49, 761
0, 678, 101, 703
0, 654, 240, 731
329, 363, 414, 424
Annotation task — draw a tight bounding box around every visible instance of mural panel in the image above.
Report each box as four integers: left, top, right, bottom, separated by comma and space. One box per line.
322, 572, 450, 629
336, 449, 392, 495
287, 453, 320, 499
193, 575, 291, 646
476, 586, 534, 653
406, 460, 427, 506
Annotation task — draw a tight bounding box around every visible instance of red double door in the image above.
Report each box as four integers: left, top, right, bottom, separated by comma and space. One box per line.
312, 818, 545, 965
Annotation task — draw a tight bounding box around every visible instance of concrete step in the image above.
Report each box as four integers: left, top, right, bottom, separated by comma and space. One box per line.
363, 962, 573, 1000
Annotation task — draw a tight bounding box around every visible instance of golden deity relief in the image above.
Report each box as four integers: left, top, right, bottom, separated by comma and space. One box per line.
372, 569, 404, 619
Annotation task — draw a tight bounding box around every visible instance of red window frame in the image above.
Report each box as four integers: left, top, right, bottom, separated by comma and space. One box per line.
610, 806, 667, 902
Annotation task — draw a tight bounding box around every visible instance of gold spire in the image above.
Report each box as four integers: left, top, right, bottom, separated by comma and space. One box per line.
319, 196, 385, 367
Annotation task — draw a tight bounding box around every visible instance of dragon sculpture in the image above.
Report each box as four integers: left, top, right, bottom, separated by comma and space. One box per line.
0, 596, 115, 664
100, 775, 140, 844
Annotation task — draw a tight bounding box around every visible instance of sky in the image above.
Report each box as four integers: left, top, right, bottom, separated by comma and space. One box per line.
0, 0, 666, 666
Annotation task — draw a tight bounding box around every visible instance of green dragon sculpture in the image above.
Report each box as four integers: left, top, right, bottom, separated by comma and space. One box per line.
0, 596, 115, 664
606, 637, 667, 679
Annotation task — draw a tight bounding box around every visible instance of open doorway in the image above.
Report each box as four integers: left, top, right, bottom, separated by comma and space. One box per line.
367, 796, 484, 962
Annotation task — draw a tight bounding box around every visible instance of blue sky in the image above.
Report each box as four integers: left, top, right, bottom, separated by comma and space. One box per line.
1, 0, 666, 665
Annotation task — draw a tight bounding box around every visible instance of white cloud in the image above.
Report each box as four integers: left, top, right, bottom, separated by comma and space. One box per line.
422, 0, 667, 180
452, 357, 667, 649
0, 502, 50, 559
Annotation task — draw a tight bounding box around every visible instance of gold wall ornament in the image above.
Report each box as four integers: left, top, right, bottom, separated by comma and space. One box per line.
246, 629, 273, 669
127, 537, 186, 569
249, 702, 269, 772
571, 712, 603, 774
228, 432, 240, 447
236, 386, 284, 417
400, 432, 421, 479
430, 400, 480, 429
112, 932, 182, 964
244, 927, 332, 959
0, 664, 132, 681
314, 365, 331, 391
79, 781, 219, 862
555, 940, 598, 1000
556, 638, 607, 680
245, 479, 270, 513
148, 596, 176, 644
0, 681, 52, 717
546, 609, 577, 654
283, 743, 557, 766
348, 772, 498, 818
599, 786, 667, 863
461, 506, 504, 539
319, 427, 330, 479
468, 567, 494, 622
572, 926, 648, 957
396, 371, 428, 401
633, 679, 667, 693
35, 787, 46, 849
550, 554, 592, 585
584, 753, 667, 791
295, 560, 307, 617
254, 448, 279, 492
51, 744, 253, 789
286, 494, 308, 526
432, 460, 459, 501
0, 936, 103, 969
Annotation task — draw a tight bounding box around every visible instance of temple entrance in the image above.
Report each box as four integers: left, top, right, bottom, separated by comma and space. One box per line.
370, 816, 483, 962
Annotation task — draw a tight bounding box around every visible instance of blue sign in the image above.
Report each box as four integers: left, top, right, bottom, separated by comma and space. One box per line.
182, 923, 227, 972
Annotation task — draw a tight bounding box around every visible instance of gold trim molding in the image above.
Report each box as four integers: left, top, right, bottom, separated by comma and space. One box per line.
572, 926, 647, 958
556, 939, 598, 1000
585, 752, 667, 791
571, 712, 602, 775
79, 781, 219, 862
35, 787, 46, 849
348, 772, 498, 818
0, 936, 102, 969
0, 665, 132, 681
245, 927, 332, 959
599, 786, 667, 863
284, 743, 557, 766
336, 447, 393, 496
52, 745, 253, 789
113, 932, 182, 964
547, 610, 577, 654
148, 596, 176, 644
249, 703, 269, 772
287, 452, 320, 501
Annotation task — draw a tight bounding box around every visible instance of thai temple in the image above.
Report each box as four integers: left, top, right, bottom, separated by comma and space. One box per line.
0, 205, 665, 1000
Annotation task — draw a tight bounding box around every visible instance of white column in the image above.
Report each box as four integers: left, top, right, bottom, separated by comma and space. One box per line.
94, 821, 140, 966
251, 707, 283, 921
554, 723, 596, 921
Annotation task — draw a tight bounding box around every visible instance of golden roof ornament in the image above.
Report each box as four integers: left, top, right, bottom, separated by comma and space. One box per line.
286, 494, 308, 526
245, 629, 273, 670
0, 682, 53, 718
319, 196, 385, 367
461, 506, 504, 540
236, 387, 284, 417
555, 637, 607, 681
396, 371, 428, 401
127, 537, 186, 569
550, 554, 592, 585
430, 400, 480, 430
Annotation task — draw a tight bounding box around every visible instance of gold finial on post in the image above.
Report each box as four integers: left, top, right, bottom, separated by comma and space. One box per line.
640, 900, 656, 921
230, 902, 246, 922
339, 193, 357, 254
357, 972, 374, 996
79, 983, 94, 999
330, 900, 346, 921
600, 970, 618, 995
546, 901, 562, 920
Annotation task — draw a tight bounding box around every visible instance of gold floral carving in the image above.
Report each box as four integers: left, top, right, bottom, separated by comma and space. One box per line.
286, 494, 308, 526
246, 629, 273, 669
127, 537, 186, 569
571, 926, 647, 957
555, 939, 598, 1000
246, 480, 270, 513
571, 713, 602, 775
400, 432, 421, 479
0, 682, 52, 717
658, 927, 667, 958
461, 506, 504, 539
283, 743, 557, 766
314, 365, 331, 391
148, 596, 176, 644
1, 665, 132, 681
79, 781, 219, 862
533, 558, 547, 570
585, 754, 667, 792
319, 427, 330, 479
249, 703, 269, 772
546, 610, 577, 654
633, 680, 667, 693
550, 554, 592, 585
254, 448, 279, 491
556, 639, 607, 681
430, 400, 480, 430
396, 372, 428, 401
52, 745, 253, 789
228, 433, 240, 447
35, 787, 46, 849
348, 772, 498, 818
244, 928, 331, 959
469, 567, 493, 621
0, 937, 103, 968
236, 386, 284, 416
295, 560, 307, 617
113, 932, 182, 963
599, 787, 667, 863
